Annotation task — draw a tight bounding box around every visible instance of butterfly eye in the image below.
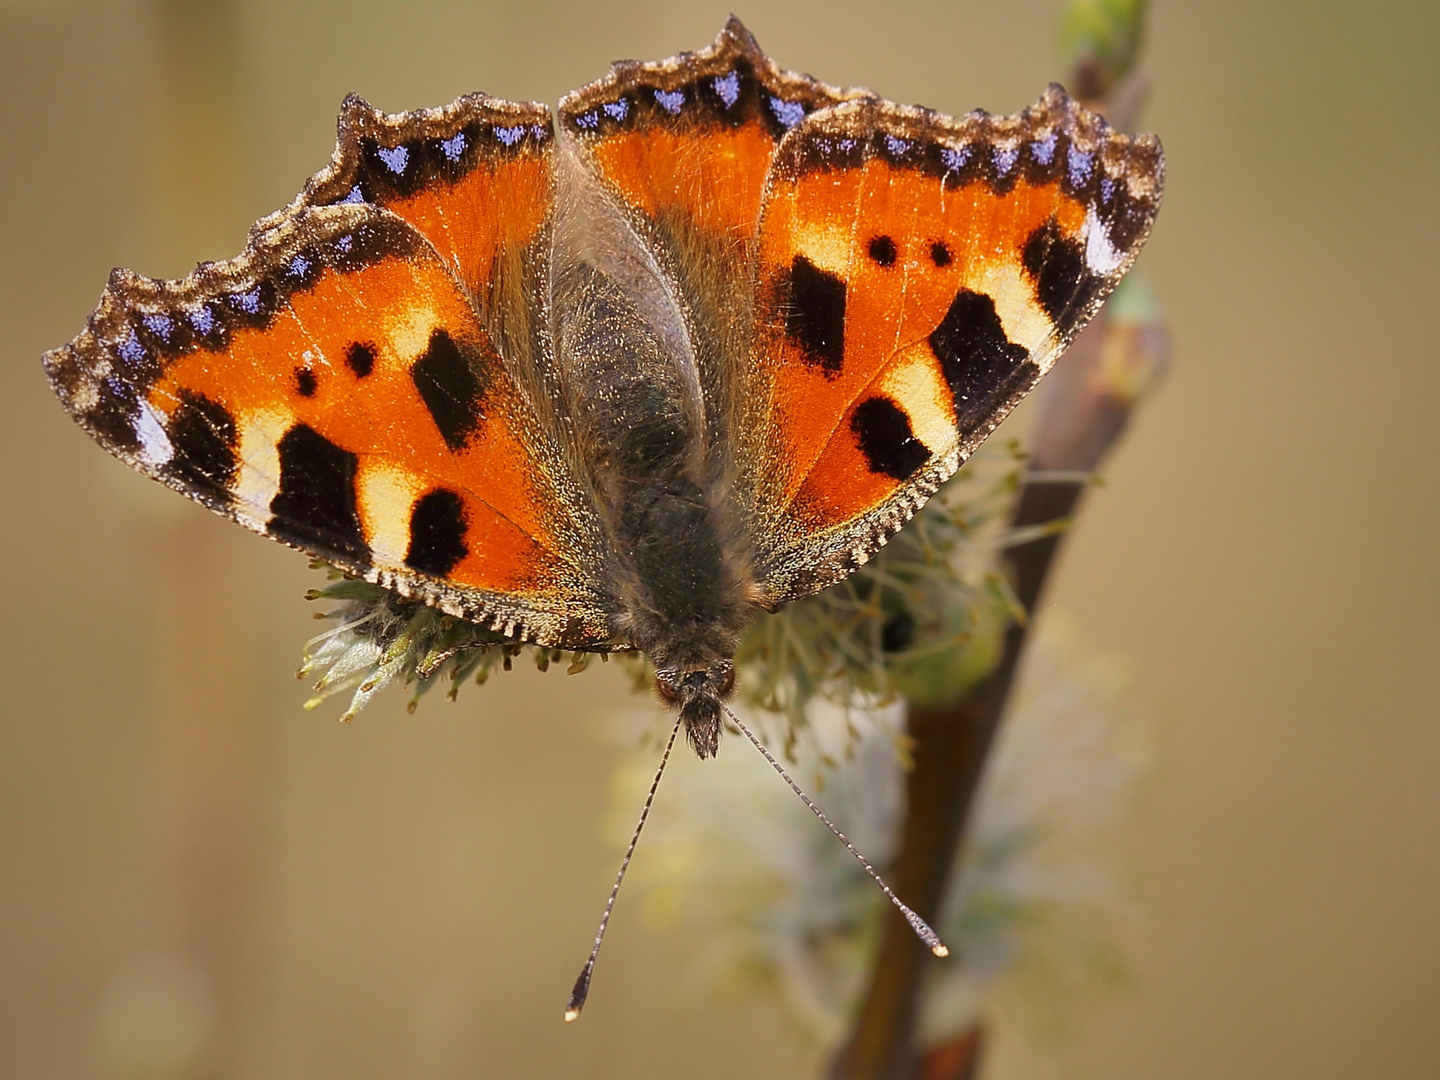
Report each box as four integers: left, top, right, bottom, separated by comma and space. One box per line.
653, 671, 684, 708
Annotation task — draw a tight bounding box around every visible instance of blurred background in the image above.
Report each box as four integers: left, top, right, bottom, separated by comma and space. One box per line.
2, 0, 1437, 1077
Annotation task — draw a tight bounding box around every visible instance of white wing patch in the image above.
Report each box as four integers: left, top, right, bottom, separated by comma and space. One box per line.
135, 398, 174, 468
234, 407, 292, 530
358, 461, 425, 563
1081, 206, 1124, 274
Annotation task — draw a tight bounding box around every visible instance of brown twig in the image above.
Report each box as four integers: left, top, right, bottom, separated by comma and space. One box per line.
828, 479, 1086, 1079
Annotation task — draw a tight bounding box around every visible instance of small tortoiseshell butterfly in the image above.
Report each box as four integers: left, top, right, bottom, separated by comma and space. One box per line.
45, 22, 1161, 984
46, 14, 1163, 1014
45, 19, 1163, 755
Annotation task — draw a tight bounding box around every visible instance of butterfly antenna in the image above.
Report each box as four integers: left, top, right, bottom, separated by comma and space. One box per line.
564, 712, 684, 1023
720, 702, 949, 959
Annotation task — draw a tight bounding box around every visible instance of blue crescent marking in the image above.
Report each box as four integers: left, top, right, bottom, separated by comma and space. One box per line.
117, 331, 146, 365
713, 71, 740, 108
1030, 131, 1057, 165
440, 132, 467, 162
770, 96, 805, 129
940, 145, 973, 172
377, 145, 409, 174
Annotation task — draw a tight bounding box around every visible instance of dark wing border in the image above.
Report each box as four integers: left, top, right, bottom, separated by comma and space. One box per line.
557, 16, 869, 141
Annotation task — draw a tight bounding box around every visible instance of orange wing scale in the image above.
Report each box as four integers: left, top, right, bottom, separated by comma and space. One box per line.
587, 123, 781, 237
382, 153, 552, 300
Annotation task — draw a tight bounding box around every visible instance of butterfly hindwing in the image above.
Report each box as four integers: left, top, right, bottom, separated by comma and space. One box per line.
555, 19, 871, 482
747, 88, 1164, 601
260, 93, 554, 307
45, 102, 618, 648
557, 16, 862, 245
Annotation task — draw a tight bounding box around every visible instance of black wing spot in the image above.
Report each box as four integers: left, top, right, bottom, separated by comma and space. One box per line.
928, 289, 1035, 434
850, 396, 931, 480
405, 488, 469, 578
929, 241, 953, 267
410, 329, 486, 451
784, 255, 847, 376
867, 235, 898, 267
163, 390, 237, 501
268, 423, 368, 564
1022, 219, 1095, 323
293, 367, 317, 398
346, 341, 376, 378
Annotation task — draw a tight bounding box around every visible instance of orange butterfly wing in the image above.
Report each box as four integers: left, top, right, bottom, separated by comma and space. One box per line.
266, 94, 554, 317
748, 89, 1165, 600
45, 98, 614, 647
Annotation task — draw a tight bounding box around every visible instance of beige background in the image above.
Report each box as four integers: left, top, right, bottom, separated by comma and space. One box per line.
2, 0, 1437, 1077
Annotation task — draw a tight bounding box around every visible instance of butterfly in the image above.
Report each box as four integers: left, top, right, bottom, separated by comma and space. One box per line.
44, 15, 1162, 1016
45, 17, 1162, 757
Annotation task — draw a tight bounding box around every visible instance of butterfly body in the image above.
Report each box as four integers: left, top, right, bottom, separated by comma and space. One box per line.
551, 140, 754, 753
44, 19, 1163, 758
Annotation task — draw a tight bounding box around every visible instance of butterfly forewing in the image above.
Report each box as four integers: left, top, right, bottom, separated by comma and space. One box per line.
557, 16, 863, 246
45, 176, 615, 649
747, 89, 1164, 602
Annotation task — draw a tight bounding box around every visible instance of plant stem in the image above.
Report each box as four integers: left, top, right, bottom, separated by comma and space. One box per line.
828, 476, 1086, 1080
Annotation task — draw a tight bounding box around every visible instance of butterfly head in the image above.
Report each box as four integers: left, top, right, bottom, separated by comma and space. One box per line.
654, 662, 736, 759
